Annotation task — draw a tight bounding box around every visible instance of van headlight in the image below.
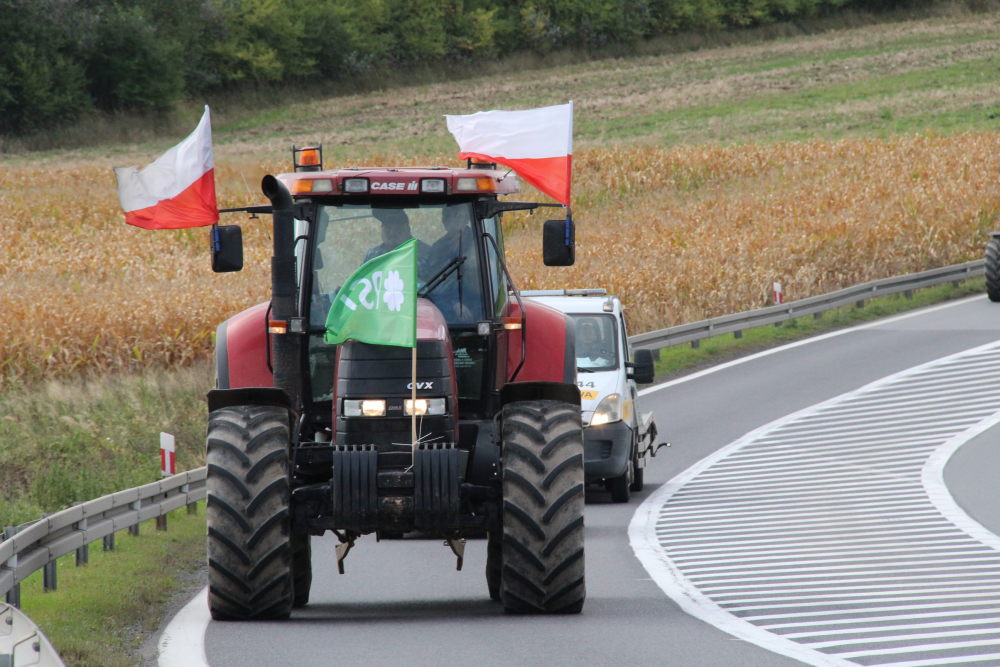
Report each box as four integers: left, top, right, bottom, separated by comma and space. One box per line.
589, 393, 622, 426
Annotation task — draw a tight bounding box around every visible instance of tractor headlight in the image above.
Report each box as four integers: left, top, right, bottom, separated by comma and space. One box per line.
406, 398, 447, 416
420, 178, 446, 193
589, 393, 622, 427
343, 178, 369, 193
343, 399, 386, 417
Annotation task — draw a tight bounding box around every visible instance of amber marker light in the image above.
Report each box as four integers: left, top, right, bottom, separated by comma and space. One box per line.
268, 320, 288, 334
299, 149, 321, 167
504, 317, 522, 330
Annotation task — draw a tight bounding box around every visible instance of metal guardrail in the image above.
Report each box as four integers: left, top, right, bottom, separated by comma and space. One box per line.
0, 468, 207, 605
1, 601, 66, 667
628, 260, 985, 351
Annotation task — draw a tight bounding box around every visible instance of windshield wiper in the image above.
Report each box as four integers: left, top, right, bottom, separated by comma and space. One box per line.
577, 368, 595, 373
418, 255, 466, 298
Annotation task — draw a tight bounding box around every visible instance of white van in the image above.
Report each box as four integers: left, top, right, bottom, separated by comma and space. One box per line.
520, 289, 660, 502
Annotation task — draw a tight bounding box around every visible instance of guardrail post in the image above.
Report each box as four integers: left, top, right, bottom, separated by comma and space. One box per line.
3, 526, 19, 608
74, 503, 88, 566
41, 514, 57, 592
181, 484, 197, 515
156, 514, 168, 531
103, 533, 115, 552
734, 330, 742, 339
129, 500, 141, 536
691, 340, 700, 349
814, 312, 823, 319
856, 299, 865, 308
904, 289, 913, 299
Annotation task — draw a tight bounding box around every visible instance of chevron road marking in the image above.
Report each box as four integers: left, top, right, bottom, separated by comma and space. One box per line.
631, 339, 1000, 667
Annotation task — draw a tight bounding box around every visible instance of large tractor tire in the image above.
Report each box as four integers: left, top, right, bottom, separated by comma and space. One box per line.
500, 400, 585, 614
291, 532, 312, 607
986, 237, 1000, 302
206, 405, 295, 621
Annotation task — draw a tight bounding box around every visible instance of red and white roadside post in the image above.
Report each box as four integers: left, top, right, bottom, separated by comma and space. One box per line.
773, 282, 784, 305
160, 432, 176, 477
158, 433, 176, 531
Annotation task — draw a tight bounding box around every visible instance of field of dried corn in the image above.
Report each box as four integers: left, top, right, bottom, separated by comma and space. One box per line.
2, 131, 998, 387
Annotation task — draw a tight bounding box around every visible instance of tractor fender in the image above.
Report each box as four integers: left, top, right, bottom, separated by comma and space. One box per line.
207, 387, 291, 414
499, 381, 582, 408
506, 299, 577, 384
215, 301, 274, 390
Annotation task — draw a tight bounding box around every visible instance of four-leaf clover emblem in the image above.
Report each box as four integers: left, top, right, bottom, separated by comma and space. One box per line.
383, 270, 405, 312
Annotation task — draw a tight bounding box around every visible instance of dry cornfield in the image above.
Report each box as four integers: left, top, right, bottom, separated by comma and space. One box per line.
1, 132, 998, 386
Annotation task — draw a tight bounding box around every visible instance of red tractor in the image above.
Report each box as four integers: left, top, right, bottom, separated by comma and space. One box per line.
204, 148, 589, 619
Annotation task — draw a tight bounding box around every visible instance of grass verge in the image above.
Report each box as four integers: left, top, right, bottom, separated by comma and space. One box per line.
17, 502, 206, 667
651, 277, 987, 381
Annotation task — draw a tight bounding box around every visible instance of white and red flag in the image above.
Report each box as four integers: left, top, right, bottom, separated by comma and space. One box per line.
445, 102, 573, 206
114, 106, 218, 229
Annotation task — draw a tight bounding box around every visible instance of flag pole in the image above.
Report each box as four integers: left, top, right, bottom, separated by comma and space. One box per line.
411, 346, 417, 444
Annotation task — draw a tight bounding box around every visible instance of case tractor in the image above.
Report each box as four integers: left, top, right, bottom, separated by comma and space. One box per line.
202, 147, 627, 619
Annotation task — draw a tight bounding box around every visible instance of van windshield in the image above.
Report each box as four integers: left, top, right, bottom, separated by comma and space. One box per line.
569, 314, 619, 372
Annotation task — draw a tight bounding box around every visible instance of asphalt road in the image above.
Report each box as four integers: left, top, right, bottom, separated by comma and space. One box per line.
200, 294, 1000, 667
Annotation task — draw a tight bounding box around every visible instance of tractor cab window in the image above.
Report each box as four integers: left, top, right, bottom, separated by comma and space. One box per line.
310, 202, 485, 329
306, 202, 486, 403
482, 215, 508, 317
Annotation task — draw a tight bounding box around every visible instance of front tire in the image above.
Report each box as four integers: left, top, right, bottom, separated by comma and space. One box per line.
500, 400, 585, 614
206, 405, 294, 621
986, 237, 1000, 302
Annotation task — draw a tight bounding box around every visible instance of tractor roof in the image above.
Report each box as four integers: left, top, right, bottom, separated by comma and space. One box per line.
276, 166, 521, 198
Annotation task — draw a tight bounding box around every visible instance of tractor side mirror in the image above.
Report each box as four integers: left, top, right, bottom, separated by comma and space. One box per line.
210, 225, 244, 273
628, 349, 656, 384
543, 217, 575, 266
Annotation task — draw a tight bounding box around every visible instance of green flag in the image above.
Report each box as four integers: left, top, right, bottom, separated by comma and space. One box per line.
325, 238, 418, 348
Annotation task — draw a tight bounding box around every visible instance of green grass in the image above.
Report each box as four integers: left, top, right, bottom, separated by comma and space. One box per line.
0, 364, 211, 526
17, 502, 206, 667
651, 277, 987, 380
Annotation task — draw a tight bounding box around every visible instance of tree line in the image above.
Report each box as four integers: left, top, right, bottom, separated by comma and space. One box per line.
0, 0, 909, 135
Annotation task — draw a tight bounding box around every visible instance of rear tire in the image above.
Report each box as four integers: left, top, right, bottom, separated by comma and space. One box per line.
609, 460, 632, 503
986, 237, 1000, 302
630, 462, 644, 493
292, 532, 312, 608
500, 400, 585, 614
206, 405, 294, 621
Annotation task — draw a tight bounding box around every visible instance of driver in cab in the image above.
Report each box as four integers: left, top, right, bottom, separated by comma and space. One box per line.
364, 209, 431, 272
577, 318, 614, 367
424, 206, 480, 322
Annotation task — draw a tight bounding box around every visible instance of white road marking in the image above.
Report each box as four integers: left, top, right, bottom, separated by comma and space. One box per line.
631, 340, 1000, 667
158, 586, 211, 667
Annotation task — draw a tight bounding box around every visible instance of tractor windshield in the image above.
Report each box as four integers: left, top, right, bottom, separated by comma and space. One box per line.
309, 202, 485, 328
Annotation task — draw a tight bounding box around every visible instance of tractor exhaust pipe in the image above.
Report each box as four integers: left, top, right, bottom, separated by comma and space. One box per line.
262, 175, 301, 412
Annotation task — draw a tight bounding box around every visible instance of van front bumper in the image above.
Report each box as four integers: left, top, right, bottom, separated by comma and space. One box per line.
583, 420, 632, 482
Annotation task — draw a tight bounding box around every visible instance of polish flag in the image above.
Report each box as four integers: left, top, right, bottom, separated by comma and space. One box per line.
446, 102, 573, 206
114, 106, 218, 229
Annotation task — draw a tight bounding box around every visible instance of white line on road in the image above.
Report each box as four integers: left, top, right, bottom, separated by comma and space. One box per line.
158, 586, 211, 667
631, 338, 1000, 667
